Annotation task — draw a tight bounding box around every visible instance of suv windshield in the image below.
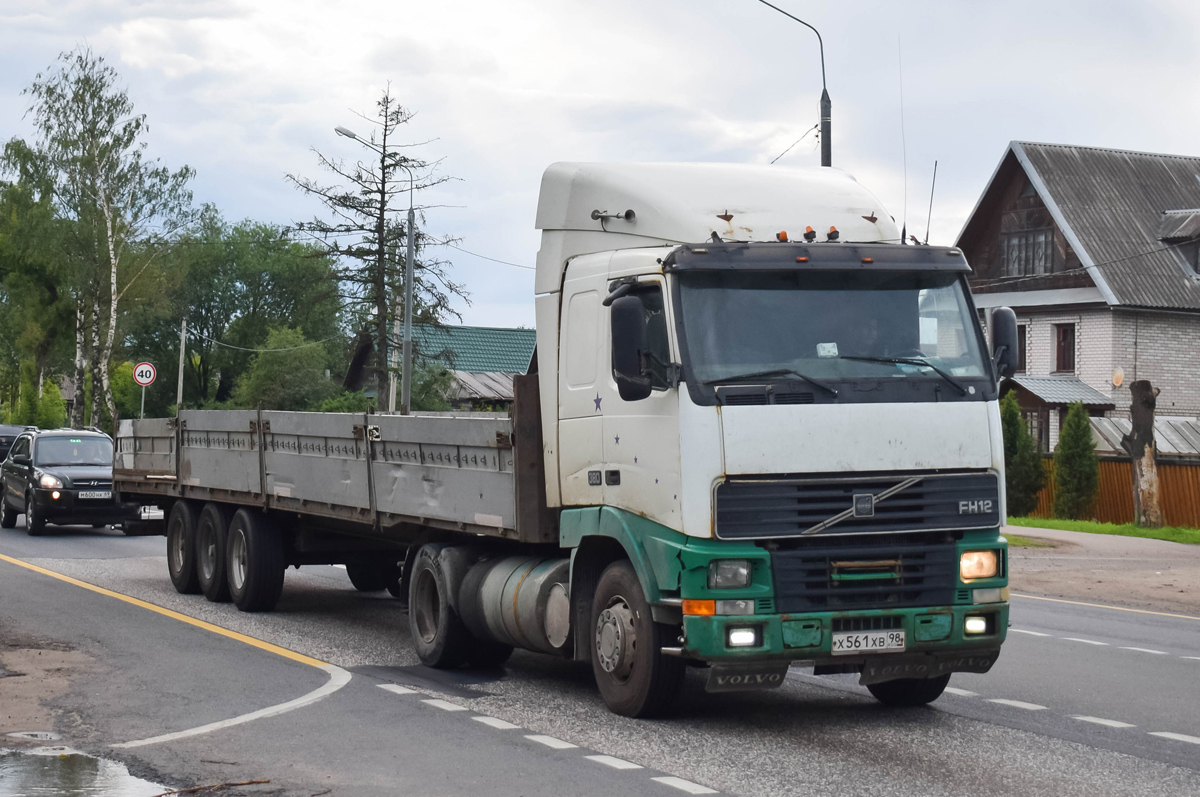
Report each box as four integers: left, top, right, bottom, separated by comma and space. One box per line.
35, 437, 113, 467
677, 269, 988, 386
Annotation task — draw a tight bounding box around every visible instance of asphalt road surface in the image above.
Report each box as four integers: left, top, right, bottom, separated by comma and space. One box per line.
2, 520, 1199, 797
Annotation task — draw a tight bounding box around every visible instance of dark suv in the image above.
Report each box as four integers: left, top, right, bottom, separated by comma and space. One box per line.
0, 424, 28, 462
1, 428, 121, 535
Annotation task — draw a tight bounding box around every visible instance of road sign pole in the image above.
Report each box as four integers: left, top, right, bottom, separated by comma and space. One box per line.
140, 385, 146, 420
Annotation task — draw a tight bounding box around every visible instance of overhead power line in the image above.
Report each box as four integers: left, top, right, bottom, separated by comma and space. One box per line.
443, 242, 535, 270
188, 329, 338, 353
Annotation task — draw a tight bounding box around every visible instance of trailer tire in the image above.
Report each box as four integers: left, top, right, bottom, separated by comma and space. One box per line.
590, 560, 684, 718
408, 544, 469, 668
1, 498, 17, 529
346, 563, 389, 592
867, 674, 951, 707
226, 509, 285, 612
166, 501, 201, 595
196, 503, 233, 603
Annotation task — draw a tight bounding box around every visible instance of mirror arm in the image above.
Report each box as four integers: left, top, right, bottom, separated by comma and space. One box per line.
640, 350, 682, 389
991, 344, 1008, 374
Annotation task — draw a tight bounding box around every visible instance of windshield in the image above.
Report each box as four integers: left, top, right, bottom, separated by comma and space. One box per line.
35, 437, 113, 467
677, 270, 988, 386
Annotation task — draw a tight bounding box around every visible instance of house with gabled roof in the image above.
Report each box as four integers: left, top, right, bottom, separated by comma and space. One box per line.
412, 324, 537, 409
957, 141, 1200, 450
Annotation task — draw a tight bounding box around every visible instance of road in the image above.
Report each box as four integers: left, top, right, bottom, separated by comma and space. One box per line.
2, 521, 1199, 797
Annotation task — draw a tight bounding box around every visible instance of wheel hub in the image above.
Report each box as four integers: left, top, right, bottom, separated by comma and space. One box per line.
595, 600, 636, 678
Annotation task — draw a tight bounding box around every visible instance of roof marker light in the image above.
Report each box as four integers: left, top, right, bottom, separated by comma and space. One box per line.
827, 226, 840, 241
776, 231, 789, 242
803, 226, 817, 242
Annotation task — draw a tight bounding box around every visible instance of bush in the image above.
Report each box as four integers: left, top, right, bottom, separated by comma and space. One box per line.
317, 391, 373, 413
233, 327, 336, 411
1000, 392, 1045, 516
1053, 402, 1099, 520
36, 380, 66, 429
13, 361, 39, 426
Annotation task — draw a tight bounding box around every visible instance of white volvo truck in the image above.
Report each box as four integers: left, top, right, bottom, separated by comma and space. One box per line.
116, 162, 1018, 717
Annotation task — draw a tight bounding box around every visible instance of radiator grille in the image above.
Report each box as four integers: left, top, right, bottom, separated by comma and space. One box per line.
716, 471, 999, 539
832, 615, 903, 632
771, 534, 957, 613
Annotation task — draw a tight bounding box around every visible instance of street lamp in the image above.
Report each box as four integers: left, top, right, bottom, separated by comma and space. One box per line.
335, 125, 418, 415
753, 0, 831, 168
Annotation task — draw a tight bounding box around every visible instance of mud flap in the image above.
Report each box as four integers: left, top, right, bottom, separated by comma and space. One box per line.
705, 664, 790, 693
858, 649, 1001, 686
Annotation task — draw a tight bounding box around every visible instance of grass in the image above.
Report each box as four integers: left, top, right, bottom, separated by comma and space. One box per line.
1003, 533, 1057, 548
1006, 516, 1200, 545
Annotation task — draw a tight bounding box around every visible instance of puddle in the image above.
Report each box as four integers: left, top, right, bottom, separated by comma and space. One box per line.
0, 747, 165, 796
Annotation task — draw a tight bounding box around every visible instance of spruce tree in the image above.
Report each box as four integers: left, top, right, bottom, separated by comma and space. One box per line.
1000, 392, 1045, 517
14, 362, 40, 427
1053, 402, 1099, 520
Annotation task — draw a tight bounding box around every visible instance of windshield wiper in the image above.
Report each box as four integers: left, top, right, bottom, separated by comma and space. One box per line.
703, 368, 838, 397
838, 355, 968, 396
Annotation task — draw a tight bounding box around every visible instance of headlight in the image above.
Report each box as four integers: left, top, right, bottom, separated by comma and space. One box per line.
960, 550, 999, 580
39, 473, 63, 489
708, 559, 752, 589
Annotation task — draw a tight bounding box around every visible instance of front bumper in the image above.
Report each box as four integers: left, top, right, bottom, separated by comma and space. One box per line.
31, 488, 130, 524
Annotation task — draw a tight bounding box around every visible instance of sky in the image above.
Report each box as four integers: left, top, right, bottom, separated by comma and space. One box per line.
3, 0, 1199, 328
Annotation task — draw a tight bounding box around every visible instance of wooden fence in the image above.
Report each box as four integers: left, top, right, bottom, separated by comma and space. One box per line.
1028, 457, 1200, 528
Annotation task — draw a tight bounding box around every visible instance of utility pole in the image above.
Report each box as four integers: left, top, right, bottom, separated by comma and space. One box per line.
176, 318, 187, 408
755, 0, 831, 167
401, 200, 415, 415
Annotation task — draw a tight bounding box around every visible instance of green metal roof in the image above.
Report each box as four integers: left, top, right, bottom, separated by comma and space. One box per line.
412, 324, 536, 374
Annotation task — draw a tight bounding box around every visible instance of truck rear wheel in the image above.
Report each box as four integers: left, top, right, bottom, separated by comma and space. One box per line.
167, 501, 201, 595
408, 544, 468, 668
867, 674, 951, 707
226, 509, 285, 612
590, 560, 684, 718
196, 503, 233, 603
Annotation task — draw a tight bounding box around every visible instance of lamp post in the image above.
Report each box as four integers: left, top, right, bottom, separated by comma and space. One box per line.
334, 126, 418, 414
753, 0, 831, 167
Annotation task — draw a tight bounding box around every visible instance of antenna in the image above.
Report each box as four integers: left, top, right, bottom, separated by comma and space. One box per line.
898, 35, 908, 245
924, 160, 938, 245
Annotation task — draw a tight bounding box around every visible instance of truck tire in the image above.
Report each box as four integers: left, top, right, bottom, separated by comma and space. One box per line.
196, 503, 233, 603
226, 509, 286, 612
346, 563, 389, 592
590, 560, 684, 718
167, 501, 201, 595
1, 498, 17, 529
867, 674, 951, 707
25, 492, 45, 536
408, 544, 469, 668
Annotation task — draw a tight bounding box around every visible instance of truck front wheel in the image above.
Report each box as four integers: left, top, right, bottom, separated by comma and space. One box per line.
408, 544, 468, 668
590, 560, 684, 718
167, 501, 201, 594
226, 509, 285, 612
867, 674, 951, 707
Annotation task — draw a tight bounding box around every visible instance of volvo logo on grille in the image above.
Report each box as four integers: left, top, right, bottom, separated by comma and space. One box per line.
852, 494, 875, 518
958, 500, 994, 515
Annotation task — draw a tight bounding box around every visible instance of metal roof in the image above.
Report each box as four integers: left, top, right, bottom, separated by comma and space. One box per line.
450, 371, 516, 402
1004, 375, 1115, 407
1014, 142, 1200, 309
412, 325, 536, 374
1158, 209, 1200, 242
1091, 416, 1200, 457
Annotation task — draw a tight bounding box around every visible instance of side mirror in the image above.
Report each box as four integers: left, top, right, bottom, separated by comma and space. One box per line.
13, 454, 30, 466
611, 294, 653, 402
990, 307, 1019, 380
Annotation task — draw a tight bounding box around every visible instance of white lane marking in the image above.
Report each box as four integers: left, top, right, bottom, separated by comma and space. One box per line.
987, 699, 1047, 711
378, 684, 418, 695
423, 698, 468, 712
1062, 637, 1108, 646
943, 687, 977, 697
1149, 731, 1200, 745
1184, 657, 1200, 661
1010, 629, 1051, 637
586, 754, 642, 770
113, 664, 351, 749
525, 734, 577, 749
1120, 647, 1168, 655
1073, 716, 1135, 728
652, 776, 718, 794
473, 716, 521, 730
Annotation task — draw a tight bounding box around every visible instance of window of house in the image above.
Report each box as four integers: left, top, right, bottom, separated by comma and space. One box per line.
1001, 228, 1054, 277
1180, 240, 1200, 278
1054, 323, 1075, 372
1016, 325, 1027, 373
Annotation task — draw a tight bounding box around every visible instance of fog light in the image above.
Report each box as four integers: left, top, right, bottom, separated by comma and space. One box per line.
709, 559, 752, 589
716, 599, 755, 616
973, 587, 1008, 604
51, 490, 61, 500
964, 616, 988, 635
960, 550, 999, 580
727, 627, 760, 647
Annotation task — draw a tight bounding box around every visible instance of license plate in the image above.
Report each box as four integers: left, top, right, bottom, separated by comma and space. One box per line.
78, 490, 112, 500
832, 629, 906, 655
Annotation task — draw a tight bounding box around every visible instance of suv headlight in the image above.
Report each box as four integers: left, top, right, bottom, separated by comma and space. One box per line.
960, 550, 999, 580
39, 473, 63, 489
708, 559, 752, 589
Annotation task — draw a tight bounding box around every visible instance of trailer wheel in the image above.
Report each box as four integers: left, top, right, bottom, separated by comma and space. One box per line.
408, 544, 468, 668
196, 503, 233, 603
867, 674, 951, 707
1, 498, 17, 529
166, 501, 201, 595
226, 509, 286, 612
346, 563, 389, 592
590, 560, 684, 718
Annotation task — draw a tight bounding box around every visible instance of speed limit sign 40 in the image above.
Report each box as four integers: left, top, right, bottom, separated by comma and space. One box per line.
134, 362, 157, 387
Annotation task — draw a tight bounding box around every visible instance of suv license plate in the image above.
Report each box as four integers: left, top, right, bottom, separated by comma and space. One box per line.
78, 490, 112, 500
832, 629, 906, 655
